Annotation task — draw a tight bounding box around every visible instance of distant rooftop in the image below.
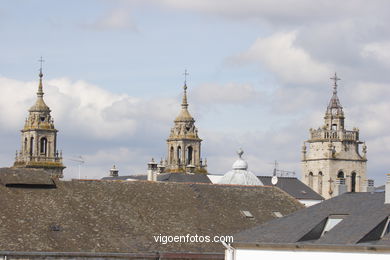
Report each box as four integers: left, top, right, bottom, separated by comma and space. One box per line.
234, 192, 390, 247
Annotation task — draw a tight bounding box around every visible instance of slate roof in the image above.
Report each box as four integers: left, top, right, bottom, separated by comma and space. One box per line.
234, 192, 390, 247
102, 172, 212, 183
0, 167, 303, 255
258, 176, 323, 201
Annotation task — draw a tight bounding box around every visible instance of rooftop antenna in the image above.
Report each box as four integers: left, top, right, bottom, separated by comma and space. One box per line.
68, 156, 85, 179
269, 160, 296, 178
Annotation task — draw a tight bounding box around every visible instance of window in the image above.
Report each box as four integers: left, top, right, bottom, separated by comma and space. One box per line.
308, 172, 314, 188
318, 172, 323, 195
321, 215, 346, 236
177, 146, 181, 164
30, 137, 34, 156
241, 210, 254, 218
358, 216, 390, 243
187, 146, 193, 165
298, 214, 348, 242
337, 171, 344, 179
24, 138, 28, 152
170, 147, 174, 163
381, 218, 390, 238
40, 137, 47, 155
351, 172, 357, 192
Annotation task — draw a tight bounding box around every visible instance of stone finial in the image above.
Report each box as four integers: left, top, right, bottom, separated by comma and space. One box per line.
237, 148, 244, 159
362, 142, 367, 154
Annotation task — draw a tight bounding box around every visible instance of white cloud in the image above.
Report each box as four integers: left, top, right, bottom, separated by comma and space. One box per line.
234, 31, 331, 84
87, 8, 138, 31
155, 0, 381, 25
361, 41, 390, 66
0, 77, 36, 130
0, 76, 176, 140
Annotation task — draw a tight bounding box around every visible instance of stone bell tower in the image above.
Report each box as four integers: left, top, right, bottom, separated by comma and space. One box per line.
165, 72, 207, 174
13, 60, 65, 178
301, 73, 367, 199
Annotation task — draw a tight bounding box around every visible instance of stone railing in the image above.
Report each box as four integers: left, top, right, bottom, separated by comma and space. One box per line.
15, 154, 63, 164
310, 129, 358, 141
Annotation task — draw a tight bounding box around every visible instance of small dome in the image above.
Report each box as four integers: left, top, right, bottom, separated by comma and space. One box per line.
175, 109, 194, 122
219, 149, 263, 186
29, 98, 50, 112
232, 158, 248, 170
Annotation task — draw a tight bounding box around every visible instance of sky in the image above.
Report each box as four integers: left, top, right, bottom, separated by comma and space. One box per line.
1, 0, 390, 184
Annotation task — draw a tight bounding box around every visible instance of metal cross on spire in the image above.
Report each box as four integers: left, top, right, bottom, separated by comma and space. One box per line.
183, 69, 189, 85
38, 56, 45, 77
330, 72, 341, 94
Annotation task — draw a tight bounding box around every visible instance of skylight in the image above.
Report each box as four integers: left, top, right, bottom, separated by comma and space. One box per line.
321, 215, 346, 236
273, 212, 283, 218
298, 214, 348, 242
381, 217, 390, 238
241, 210, 254, 218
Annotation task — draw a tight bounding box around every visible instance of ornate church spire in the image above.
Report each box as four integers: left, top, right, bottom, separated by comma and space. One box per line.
174, 70, 194, 123
37, 56, 44, 97
182, 69, 189, 109
165, 70, 206, 174
326, 73, 343, 115
13, 58, 65, 178
182, 83, 188, 109
324, 72, 345, 131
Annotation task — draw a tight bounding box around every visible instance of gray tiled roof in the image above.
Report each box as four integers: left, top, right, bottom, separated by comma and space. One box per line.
102, 172, 212, 183
234, 192, 390, 246
0, 167, 303, 254
258, 176, 323, 200
0, 167, 54, 186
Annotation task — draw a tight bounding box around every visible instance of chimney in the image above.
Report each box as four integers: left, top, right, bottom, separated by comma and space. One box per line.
386, 174, 390, 204
335, 178, 347, 196
109, 165, 119, 177
363, 179, 375, 193
157, 159, 166, 174
186, 164, 195, 174
147, 158, 158, 181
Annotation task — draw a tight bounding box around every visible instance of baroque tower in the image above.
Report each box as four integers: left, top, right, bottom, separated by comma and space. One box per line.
165, 74, 207, 174
301, 73, 367, 199
13, 62, 65, 177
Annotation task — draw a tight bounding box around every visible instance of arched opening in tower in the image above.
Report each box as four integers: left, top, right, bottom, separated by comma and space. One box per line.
318, 172, 323, 195
24, 138, 28, 153
170, 146, 174, 164
337, 171, 344, 179
308, 172, 314, 188
30, 137, 34, 156
177, 146, 182, 165
40, 137, 47, 155
351, 172, 356, 192
187, 146, 193, 165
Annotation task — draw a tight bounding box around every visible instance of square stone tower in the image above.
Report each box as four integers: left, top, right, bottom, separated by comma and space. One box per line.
301, 73, 367, 199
